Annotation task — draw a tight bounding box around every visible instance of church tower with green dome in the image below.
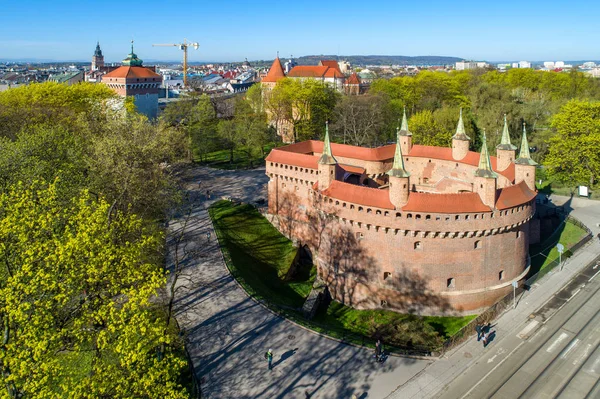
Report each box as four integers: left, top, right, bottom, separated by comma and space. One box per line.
102, 42, 163, 119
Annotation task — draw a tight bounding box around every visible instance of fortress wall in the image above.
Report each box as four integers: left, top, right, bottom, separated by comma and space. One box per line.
266, 162, 534, 315
315, 191, 535, 233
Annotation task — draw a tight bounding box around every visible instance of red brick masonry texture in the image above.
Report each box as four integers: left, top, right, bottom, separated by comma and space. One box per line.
265, 140, 537, 315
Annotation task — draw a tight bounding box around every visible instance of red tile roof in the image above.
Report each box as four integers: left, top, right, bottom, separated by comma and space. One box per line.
319, 60, 342, 72
495, 180, 536, 210
103, 66, 161, 79
270, 141, 515, 181
346, 73, 361, 85
287, 66, 329, 78
322, 180, 394, 209
262, 57, 285, 83
266, 149, 319, 169
402, 192, 491, 213
340, 164, 365, 174
324, 68, 344, 78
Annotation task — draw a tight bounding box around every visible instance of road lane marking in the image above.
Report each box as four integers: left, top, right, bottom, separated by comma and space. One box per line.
547, 332, 569, 353
518, 320, 539, 339
460, 341, 525, 399
589, 270, 600, 282
487, 355, 497, 363
561, 339, 580, 359
566, 288, 581, 302
573, 344, 593, 365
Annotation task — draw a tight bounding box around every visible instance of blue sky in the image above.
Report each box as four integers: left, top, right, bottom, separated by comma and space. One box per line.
0, 0, 597, 62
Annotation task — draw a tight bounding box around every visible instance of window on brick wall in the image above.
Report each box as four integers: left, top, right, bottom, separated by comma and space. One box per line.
383, 272, 392, 280
414, 241, 422, 250
499, 270, 504, 280
447, 278, 455, 288
474, 240, 482, 249
355, 232, 364, 240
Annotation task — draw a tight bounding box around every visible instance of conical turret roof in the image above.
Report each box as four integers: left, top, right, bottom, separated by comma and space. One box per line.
387, 127, 410, 178
319, 121, 337, 165
497, 114, 517, 150
515, 123, 538, 166
262, 57, 285, 83
475, 130, 497, 178
452, 108, 471, 141
398, 107, 412, 136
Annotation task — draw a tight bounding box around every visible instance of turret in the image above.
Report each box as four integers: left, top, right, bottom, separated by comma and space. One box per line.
318, 121, 339, 191
387, 126, 411, 209
474, 130, 497, 208
496, 114, 517, 171
515, 123, 537, 191
452, 108, 470, 160
397, 107, 413, 156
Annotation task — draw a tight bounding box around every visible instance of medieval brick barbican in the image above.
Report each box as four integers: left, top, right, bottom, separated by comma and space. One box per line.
265, 114, 538, 315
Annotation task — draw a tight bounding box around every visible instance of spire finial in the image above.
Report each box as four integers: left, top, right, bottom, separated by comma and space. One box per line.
515, 123, 538, 165
387, 124, 410, 178
319, 121, 337, 165
398, 106, 412, 136
475, 128, 497, 178
497, 113, 517, 150
452, 107, 470, 141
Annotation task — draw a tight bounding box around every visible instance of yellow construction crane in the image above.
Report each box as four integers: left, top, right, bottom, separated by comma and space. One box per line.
152, 39, 199, 87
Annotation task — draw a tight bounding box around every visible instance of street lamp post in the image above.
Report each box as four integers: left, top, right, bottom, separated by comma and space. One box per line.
512, 280, 518, 309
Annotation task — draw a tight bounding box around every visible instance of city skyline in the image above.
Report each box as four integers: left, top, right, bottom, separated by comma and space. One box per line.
1, 0, 598, 62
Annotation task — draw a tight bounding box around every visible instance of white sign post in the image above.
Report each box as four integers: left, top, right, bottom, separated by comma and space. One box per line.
557, 243, 565, 271
512, 280, 518, 309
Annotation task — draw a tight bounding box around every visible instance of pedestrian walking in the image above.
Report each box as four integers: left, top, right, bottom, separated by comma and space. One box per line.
206, 232, 211, 242
482, 331, 488, 347
374, 339, 382, 361
198, 180, 202, 189
206, 189, 211, 200
264, 349, 274, 370
475, 324, 482, 341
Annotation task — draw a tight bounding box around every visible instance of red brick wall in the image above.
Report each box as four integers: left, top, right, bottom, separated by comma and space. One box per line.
265, 158, 534, 315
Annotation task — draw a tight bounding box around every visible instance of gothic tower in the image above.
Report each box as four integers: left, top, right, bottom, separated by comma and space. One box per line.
474, 130, 498, 208
91, 42, 104, 71
515, 123, 538, 191
318, 122, 339, 191
387, 125, 411, 209
496, 114, 517, 171
397, 107, 413, 156
452, 108, 470, 160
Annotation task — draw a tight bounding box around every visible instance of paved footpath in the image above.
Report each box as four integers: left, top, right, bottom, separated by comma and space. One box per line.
167, 166, 431, 399
386, 194, 600, 399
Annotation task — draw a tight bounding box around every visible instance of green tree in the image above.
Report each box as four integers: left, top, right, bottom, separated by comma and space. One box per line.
409, 110, 450, 147
0, 181, 187, 399
545, 100, 600, 186
86, 115, 186, 219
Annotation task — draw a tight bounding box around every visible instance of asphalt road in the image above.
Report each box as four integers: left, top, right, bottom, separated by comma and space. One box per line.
437, 256, 600, 399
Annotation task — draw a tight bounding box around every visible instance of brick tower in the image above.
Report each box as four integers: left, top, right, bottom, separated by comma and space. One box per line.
474, 130, 498, 208
387, 125, 411, 208
318, 122, 339, 191
91, 42, 104, 71
496, 114, 517, 171
515, 123, 537, 190
452, 108, 470, 160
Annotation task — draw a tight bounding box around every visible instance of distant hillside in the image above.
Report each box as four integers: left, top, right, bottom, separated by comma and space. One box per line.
294, 55, 463, 66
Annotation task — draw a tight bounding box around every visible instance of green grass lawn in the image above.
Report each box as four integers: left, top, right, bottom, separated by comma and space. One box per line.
529, 219, 588, 275
209, 200, 315, 308
199, 144, 276, 170
209, 200, 476, 352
